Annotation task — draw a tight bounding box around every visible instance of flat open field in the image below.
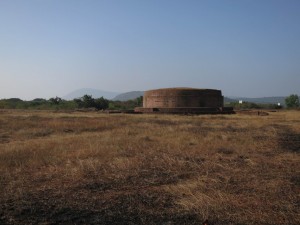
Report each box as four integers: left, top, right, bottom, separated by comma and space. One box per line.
0, 110, 299, 225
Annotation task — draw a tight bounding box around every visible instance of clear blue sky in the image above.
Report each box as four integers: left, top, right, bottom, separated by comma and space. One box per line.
1, 0, 299, 99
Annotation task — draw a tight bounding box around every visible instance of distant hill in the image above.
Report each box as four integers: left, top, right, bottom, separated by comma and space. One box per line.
113, 91, 144, 101
224, 97, 237, 103
63, 88, 119, 100
112, 92, 287, 105
63, 88, 288, 105
228, 96, 286, 105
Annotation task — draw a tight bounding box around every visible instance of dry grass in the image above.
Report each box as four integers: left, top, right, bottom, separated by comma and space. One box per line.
0, 109, 299, 224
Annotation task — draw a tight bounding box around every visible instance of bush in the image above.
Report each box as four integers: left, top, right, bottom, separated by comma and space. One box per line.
108, 96, 143, 110
94, 97, 109, 110
285, 94, 299, 108
74, 95, 109, 110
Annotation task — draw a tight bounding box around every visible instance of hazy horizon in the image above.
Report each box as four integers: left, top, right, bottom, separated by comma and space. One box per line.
0, 87, 292, 101
1, 0, 299, 100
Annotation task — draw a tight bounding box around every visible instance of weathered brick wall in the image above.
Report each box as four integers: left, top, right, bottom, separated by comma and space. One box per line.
143, 88, 224, 108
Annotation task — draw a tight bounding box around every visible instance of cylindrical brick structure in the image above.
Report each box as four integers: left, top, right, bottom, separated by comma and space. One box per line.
143, 88, 224, 108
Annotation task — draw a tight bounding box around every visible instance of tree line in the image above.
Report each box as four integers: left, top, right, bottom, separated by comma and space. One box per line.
0, 95, 143, 110
0, 94, 298, 110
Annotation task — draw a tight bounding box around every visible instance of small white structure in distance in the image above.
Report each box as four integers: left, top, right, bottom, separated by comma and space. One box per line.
278, 103, 281, 106
239, 100, 243, 104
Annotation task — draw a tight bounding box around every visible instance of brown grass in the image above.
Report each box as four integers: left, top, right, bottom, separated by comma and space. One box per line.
0, 109, 299, 224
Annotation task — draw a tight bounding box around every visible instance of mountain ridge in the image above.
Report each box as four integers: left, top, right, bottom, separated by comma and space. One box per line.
113, 91, 287, 105
113, 91, 144, 101
63, 88, 119, 100
64, 88, 289, 105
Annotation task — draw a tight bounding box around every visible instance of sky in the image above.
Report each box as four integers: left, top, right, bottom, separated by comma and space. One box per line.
1, 0, 300, 100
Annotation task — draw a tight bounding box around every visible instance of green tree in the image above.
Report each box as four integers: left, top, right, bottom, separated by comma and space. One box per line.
73, 95, 109, 109
285, 94, 299, 108
74, 98, 83, 108
94, 97, 109, 110
49, 97, 62, 105
81, 95, 95, 108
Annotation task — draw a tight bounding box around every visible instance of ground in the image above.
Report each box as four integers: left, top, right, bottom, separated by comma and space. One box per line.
0, 109, 299, 225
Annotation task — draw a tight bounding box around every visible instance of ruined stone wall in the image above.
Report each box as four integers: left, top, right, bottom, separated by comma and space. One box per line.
143, 88, 224, 108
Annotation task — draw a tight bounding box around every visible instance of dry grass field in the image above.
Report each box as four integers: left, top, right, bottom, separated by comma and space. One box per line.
0, 110, 299, 225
